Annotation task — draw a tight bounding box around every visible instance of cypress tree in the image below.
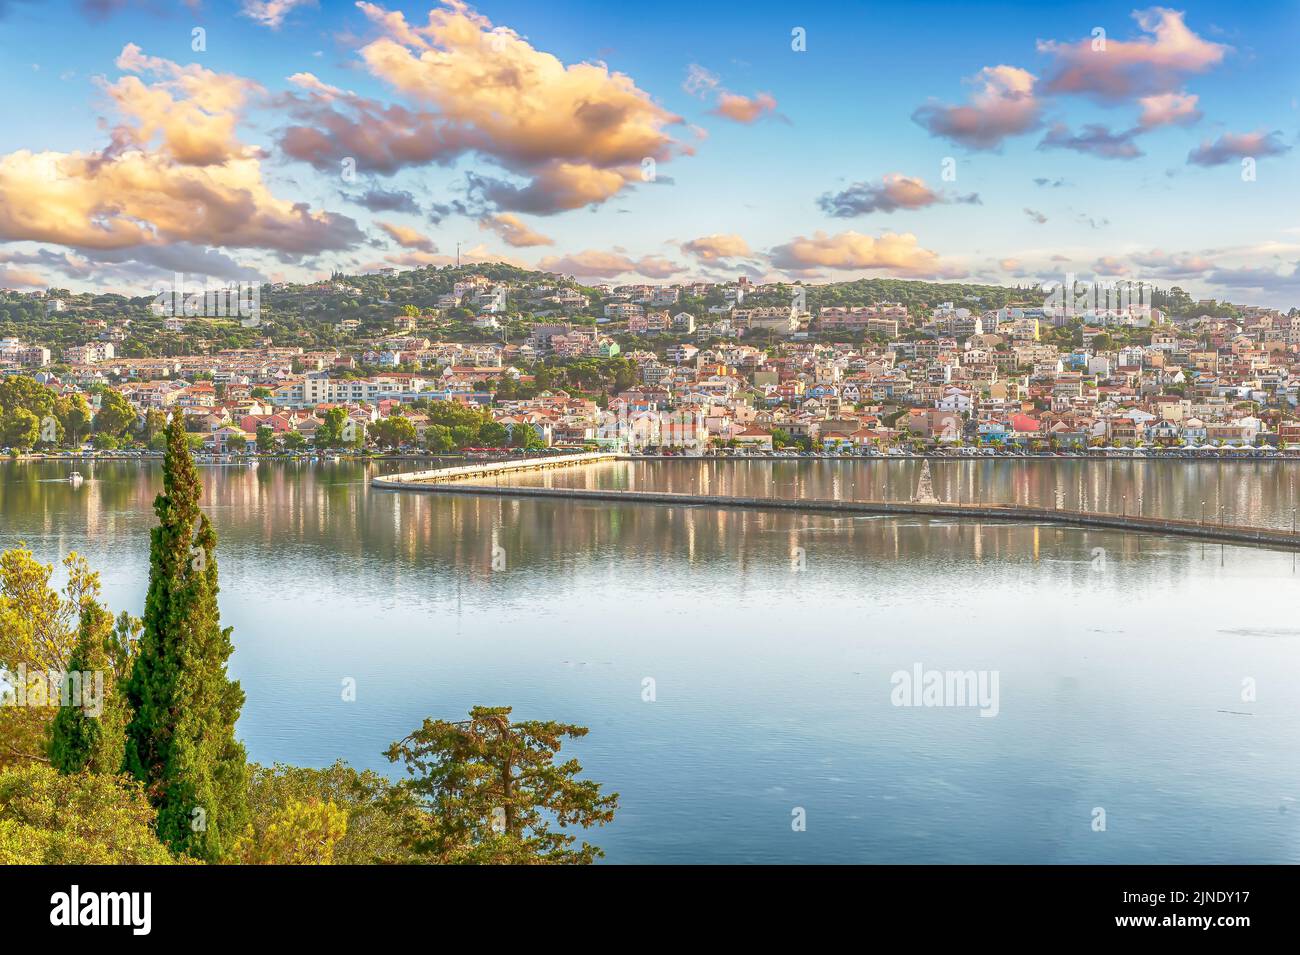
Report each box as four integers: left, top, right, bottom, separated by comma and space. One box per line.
123, 411, 248, 861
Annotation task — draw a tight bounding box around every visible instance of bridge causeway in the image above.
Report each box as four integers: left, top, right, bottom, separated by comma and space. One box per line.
371, 455, 1300, 552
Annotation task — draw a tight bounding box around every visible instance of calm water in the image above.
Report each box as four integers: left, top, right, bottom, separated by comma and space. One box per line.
507, 458, 1300, 530
3, 458, 1299, 863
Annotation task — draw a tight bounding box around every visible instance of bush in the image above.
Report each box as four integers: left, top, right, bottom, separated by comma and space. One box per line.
0, 765, 177, 865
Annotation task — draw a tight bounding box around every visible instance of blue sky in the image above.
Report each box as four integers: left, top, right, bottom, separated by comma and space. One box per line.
0, 0, 1297, 305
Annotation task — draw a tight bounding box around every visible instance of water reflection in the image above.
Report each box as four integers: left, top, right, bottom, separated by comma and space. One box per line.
2, 459, 1298, 863
504, 459, 1300, 531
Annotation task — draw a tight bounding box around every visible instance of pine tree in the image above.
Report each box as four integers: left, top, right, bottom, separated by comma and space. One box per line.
386, 705, 618, 864
123, 411, 248, 861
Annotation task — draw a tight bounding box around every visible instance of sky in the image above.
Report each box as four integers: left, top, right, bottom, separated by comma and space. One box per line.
0, 0, 1298, 306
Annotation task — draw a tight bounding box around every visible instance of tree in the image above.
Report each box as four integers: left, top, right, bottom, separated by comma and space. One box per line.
478, 421, 508, 447
58, 393, 92, 447
255, 426, 276, 453
94, 389, 135, 438
123, 411, 249, 862
48, 604, 139, 777
1, 408, 39, 450
282, 430, 306, 451
385, 705, 618, 864
0, 764, 176, 865
0, 547, 110, 769
230, 798, 348, 865
240, 761, 414, 865
371, 415, 417, 449
511, 425, 545, 450
315, 407, 348, 448
142, 409, 168, 444
424, 424, 454, 453
0, 375, 56, 423
0, 375, 59, 448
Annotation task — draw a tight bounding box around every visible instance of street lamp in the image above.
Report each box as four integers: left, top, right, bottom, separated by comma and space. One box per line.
1200, 500, 1206, 525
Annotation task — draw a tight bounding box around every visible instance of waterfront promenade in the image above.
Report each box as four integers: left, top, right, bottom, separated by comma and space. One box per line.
372, 455, 1300, 552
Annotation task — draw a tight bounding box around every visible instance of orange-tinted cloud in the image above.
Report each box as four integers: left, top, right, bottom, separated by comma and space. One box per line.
536, 249, 683, 279
0, 48, 361, 262
1187, 130, 1290, 166
1038, 123, 1143, 160
1137, 91, 1201, 128
1093, 256, 1131, 276
0, 149, 361, 254
377, 221, 436, 251
383, 243, 524, 269
683, 65, 777, 124
713, 92, 778, 124
104, 43, 263, 166
0, 264, 47, 288
1131, 249, 1214, 276
276, 1, 683, 214
478, 213, 553, 247
1039, 8, 1229, 102
681, 233, 752, 262
912, 65, 1042, 150
768, 230, 962, 278
817, 174, 981, 216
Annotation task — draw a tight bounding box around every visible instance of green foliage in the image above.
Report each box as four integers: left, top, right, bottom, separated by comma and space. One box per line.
48, 605, 140, 776
510, 424, 546, 449
501, 357, 635, 399
477, 421, 508, 447
123, 412, 249, 862
424, 423, 454, 453
0, 374, 87, 449
385, 705, 618, 864
1, 408, 39, 449
241, 761, 416, 865
314, 407, 349, 448
0, 764, 177, 864
0, 546, 109, 769
94, 388, 136, 438
142, 409, 168, 443
231, 797, 348, 865
370, 414, 418, 449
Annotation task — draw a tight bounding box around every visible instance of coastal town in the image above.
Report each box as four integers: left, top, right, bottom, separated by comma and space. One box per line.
4, 0, 1300, 900
2, 265, 1299, 457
